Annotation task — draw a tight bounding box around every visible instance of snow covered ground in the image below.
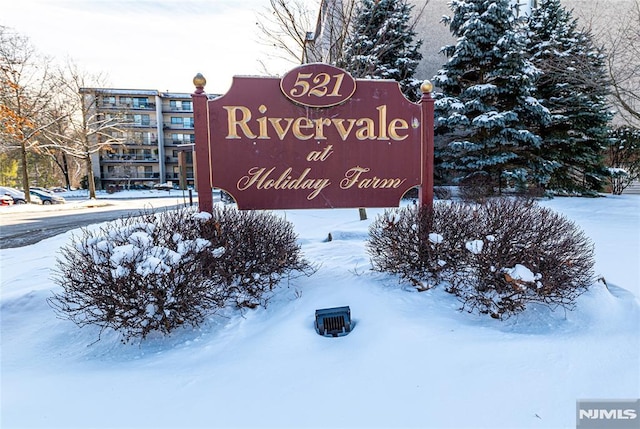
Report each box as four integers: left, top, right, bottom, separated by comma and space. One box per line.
1, 193, 638, 429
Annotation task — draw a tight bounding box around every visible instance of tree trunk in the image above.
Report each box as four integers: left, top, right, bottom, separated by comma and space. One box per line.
61, 153, 71, 189
86, 153, 97, 199
20, 141, 31, 203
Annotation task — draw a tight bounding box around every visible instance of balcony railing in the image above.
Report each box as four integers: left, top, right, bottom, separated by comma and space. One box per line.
101, 155, 159, 162
125, 121, 157, 128
109, 139, 158, 146
164, 103, 193, 112
168, 138, 195, 145
102, 172, 161, 180
163, 122, 194, 130
100, 102, 156, 110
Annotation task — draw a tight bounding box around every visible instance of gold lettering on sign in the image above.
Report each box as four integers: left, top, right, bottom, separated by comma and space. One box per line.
237, 167, 331, 200
331, 119, 356, 141
288, 72, 346, 98
223, 105, 410, 141
269, 117, 295, 140
224, 106, 255, 139
292, 117, 315, 140
377, 105, 388, 140
306, 145, 334, 162
340, 167, 407, 190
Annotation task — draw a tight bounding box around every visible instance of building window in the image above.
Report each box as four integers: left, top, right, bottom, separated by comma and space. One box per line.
129, 114, 150, 126
169, 100, 193, 111
131, 132, 142, 144
170, 117, 193, 128
171, 133, 194, 143
110, 130, 123, 140
133, 97, 149, 108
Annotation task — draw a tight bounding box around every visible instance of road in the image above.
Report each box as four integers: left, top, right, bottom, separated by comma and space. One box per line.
0, 196, 196, 249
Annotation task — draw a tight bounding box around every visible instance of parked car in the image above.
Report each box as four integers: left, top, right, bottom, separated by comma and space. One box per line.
0, 194, 14, 206
29, 189, 65, 204
31, 186, 54, 194
0, 186, 27, 204
153, 182, 178, 191
49, 187, 68, 193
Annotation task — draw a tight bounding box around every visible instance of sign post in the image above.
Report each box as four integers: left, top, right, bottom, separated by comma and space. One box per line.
191, 64, 434, 213
420, 80, 435, 212
191, 73, 212, 212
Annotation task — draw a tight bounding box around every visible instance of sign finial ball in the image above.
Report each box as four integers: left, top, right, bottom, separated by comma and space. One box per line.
193, 73, 206, 89
421, 80, 433, 94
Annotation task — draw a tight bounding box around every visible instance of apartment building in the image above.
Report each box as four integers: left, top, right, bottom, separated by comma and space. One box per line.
81, 88, 202, 190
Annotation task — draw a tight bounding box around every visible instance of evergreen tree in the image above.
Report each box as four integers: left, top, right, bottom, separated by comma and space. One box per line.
340, 0, 423, 101
433, 0, 550, 191
527, 0, 613, 193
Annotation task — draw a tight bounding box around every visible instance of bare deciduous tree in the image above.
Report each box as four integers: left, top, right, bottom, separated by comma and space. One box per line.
38, 100, 82, 189
38, 60, 128, 198
256, 0, 427, 69
577, 0, 640, 126
256, 0, 356, 67
605, 0, 640, 125
0, 26, 61, 201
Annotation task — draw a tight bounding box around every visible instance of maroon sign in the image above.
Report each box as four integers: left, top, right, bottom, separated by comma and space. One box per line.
192, 64, 434, 212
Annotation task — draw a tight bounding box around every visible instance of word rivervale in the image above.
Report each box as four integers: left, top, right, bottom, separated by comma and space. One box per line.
223, 104, 413, 141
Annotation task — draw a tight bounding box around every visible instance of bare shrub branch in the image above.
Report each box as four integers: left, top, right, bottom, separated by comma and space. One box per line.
367, 198, 595, 319
49, 206, 312, 342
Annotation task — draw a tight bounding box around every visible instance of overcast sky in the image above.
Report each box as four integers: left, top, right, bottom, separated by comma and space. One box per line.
2, 0, 304, 94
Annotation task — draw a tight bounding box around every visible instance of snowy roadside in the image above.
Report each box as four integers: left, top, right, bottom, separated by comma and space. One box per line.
0, 189, 198, 214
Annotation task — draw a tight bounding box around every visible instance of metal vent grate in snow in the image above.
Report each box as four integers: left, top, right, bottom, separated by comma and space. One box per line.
315, 306, 351, 337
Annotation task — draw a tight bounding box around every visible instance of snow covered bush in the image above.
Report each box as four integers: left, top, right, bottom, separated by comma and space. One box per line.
49, 208, 224, 341
367, 204, 446, 291
196, 206, 311, 309
367, 198, 595, 319
49, 206, 310, 341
